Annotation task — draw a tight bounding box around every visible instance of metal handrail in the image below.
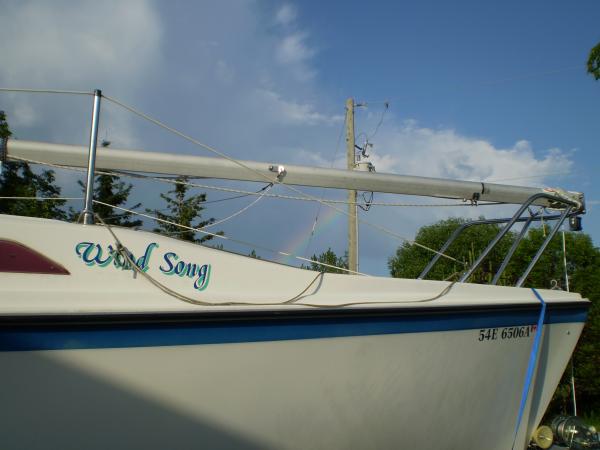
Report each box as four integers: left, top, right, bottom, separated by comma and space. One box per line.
418, 192, 581, 287
490, 211, 538, 285
516, 206, 573, 287
419, 214, 567, 280
418, 215, 555, 280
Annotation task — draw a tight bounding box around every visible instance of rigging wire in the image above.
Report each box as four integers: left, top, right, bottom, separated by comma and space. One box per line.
92, 199, 368, 276
191, 190, 266, 205
0, 196, 83, 201
304, 110, 347, 258
562, 227, 578, 416
146, 183, 271, 237
7, 151, 465, 268
0, 88, 92, 96
8, 151, 492, 268
0, 192, 358, 274
100, 169, 282, 204
486, 172, 572, 183
94, 212, 458, 308
2, 89, 476, 265
100, 94, 468, 265
0, 192, 464, 280
9, 156, 503, 208
195, 183, 273, 230
8, 152, 491, 267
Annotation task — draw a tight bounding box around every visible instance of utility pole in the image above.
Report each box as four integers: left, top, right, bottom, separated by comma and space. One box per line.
346, 98, 358, 272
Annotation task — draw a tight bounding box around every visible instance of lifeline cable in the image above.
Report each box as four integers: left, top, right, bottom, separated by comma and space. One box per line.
8, 155, 501, 208
0, 88, 92, 95
10, 153, 471, 266
101, 94, 468, 265
0, 196, 83, 201
93, 200, 368, 275
200, 183, 273, 229
94, 213, 458, 308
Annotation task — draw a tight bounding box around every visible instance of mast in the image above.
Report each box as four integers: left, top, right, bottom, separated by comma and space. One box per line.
5, 139, 584, 210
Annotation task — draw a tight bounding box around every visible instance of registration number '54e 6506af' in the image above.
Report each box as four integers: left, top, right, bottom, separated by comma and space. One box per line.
478, 325, 536, 342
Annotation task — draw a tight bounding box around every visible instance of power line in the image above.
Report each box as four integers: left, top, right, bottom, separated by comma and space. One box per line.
3, 91, 475, 265
360, 65, 581, 104
367, 101, 389, 141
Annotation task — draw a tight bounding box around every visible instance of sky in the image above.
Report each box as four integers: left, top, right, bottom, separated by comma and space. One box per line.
0, 0, 598, 276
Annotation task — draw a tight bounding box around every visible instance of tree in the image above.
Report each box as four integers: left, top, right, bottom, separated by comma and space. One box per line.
510, 229, 600, 415
587, 41, 600, 80
389, 217, 517, 284
248, 249, 262, 259
149, 176, 221, 243
305, 247, 348, 274
74, 174, 142, 227
0, 111, 66, 220
0, 110, 10, 139
389, 217, 600, 415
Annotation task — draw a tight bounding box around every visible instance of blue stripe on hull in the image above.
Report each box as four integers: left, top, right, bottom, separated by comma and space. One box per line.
0, 306, 587, 351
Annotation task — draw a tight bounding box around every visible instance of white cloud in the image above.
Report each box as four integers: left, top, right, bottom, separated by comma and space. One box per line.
254, 89, 343, 126
370, 120, 573, 186
277, 32, 315, 65
293, 149, 337, 167
275, 32, 316, 81
0, 0, 160, 88
0, 0, 162, 146
0, 1, 578, 276
292, 116, 575, 265
214, 60, 235, 85
293, 118, 572, 189
275, 4, 297, 26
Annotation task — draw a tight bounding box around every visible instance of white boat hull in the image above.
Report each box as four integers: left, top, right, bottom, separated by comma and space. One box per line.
0, 215, 589, 449
0, 310, 585, 450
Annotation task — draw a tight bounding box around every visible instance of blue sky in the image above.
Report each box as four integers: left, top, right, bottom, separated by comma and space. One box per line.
307, 0, 598, 155
0, 0, 598, 276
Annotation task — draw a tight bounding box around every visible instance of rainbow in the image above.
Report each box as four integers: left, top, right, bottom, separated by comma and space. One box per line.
281, 206, 344, 264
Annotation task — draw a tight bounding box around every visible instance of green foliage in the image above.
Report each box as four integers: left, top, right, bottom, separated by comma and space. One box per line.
0, 112, 66, 220
0, 162, 67, 220
149, 176, 222, 243
248, 249, 261, 259
512, 230, 600, 414
389, 217, 517, 284
389, 217, 600, 415
583, 411, 600, 430
0, 110, 11, 139
568, 261, 600, 413
587, 42, 600, 80
305, 248, 348, 274
74, 174, 142, 227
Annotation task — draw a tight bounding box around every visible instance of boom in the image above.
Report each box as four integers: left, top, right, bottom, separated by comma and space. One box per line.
5, 139, 584, 209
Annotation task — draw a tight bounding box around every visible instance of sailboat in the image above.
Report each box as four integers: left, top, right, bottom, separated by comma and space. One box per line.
0, 91, 591, 450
